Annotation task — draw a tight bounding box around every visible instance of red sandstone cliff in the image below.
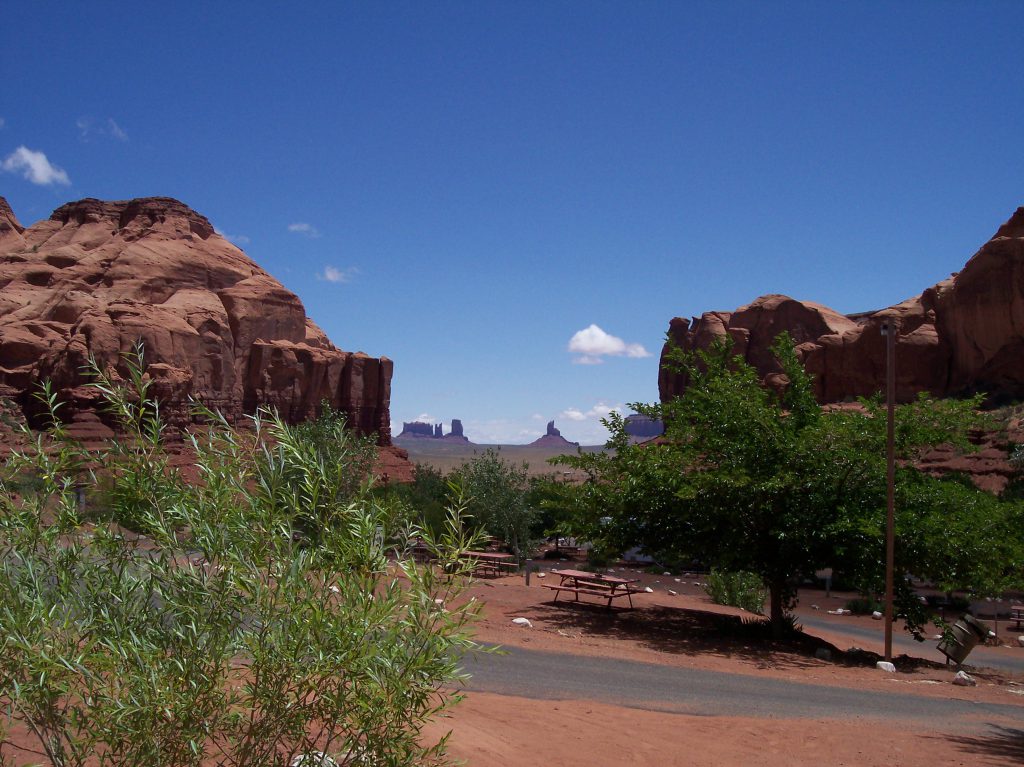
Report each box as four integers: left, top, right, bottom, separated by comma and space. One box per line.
660, 207, 1024, 406
658, 207, 1024, 493
0, 197, 407, 477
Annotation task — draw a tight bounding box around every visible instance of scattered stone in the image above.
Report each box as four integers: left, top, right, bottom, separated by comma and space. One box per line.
1017, 636, 1024, 647
871, 611, 883, 620
511, 617, 533, 628
291, 753, 339, 767
814, 648, 832, 661
876, 661, 896, 673
952, 670, 977, 687
674, 578, 681, 583
667, 590, 678, 596
692, 582, 701, 586
933, 634, 944, 641
663, 571, 671, 576
811, 604, 820, 610
329, 585, 340, 594
644, 587, 654, 593
536, 572, 546, 578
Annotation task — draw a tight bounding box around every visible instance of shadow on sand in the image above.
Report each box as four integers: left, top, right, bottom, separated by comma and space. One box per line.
938, 724, 1024, 764
520, 597, 833, 671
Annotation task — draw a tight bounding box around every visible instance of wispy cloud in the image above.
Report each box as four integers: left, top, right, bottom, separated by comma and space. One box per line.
214, 227, 250, 246
288, 222, 320, 238
568, 324, 650, 364
1, 146, 70, 186
76, 116, 128, 142
0, 118, 5, 130
319, 265, 358, 284
559, 402, 623, 423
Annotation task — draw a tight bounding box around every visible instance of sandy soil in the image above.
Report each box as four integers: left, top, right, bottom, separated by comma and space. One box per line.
430, 561, 1024, 765
3, 560, 1022, 765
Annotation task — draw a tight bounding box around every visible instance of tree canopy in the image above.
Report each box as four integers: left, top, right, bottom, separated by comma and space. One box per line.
559, 334, 1024, 636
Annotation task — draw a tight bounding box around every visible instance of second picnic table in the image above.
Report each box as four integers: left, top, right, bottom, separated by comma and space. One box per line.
464, 550, 518, 577
542, 568, 642, 609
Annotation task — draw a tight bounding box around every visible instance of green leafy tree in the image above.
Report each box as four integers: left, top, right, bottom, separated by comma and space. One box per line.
453, 449, 534, 558
0, 349, 485, 766
561, 333, 1021, 637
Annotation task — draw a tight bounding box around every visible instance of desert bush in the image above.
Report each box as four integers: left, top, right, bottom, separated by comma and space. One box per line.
845, 596, 883, 615
453, 449, 535, 558
0, 348, 484, 767
703, 569, 768, 614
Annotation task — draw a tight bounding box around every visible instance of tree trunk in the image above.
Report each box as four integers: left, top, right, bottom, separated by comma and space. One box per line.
769, 577, 786, 639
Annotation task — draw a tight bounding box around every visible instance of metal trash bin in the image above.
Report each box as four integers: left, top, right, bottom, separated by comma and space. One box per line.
937, 614, 992, 665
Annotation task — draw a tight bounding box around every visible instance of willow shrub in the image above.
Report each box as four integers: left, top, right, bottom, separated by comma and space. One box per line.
0, 350, 484, 767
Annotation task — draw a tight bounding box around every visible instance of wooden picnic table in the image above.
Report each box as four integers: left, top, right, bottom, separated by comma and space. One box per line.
1011, 605, 1024, 630
542, 568, 642, 609
464, 550, 518, 577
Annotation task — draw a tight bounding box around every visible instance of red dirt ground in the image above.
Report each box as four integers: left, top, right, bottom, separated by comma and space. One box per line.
425, 561, 1024, 766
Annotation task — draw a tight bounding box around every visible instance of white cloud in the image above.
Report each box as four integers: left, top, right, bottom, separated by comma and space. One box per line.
288, 222, 320, 238
568, 324, 650, 364
319, 265, 358, 284
0, 118, 5, 129
107, 118, 127, 141
214, 227, 250, 246
559, 402, 624, 424
1, 146, 70, 186
76, 116, 128, 142
413, 413, 436, 423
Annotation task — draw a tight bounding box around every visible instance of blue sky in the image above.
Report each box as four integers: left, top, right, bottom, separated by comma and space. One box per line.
3, 1, 1022, 444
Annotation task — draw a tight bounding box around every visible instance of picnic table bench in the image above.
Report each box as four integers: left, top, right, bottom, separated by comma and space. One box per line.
541, 568, 642, 610
1012, 605, 1024, 630
464, 551, 518, 578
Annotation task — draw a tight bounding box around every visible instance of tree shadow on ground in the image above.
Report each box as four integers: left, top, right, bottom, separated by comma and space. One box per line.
523, 597, 836, 670
937, 724, 1024, 764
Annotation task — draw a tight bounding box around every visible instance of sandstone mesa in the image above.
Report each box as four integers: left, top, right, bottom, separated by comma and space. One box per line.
659, 206, 1024, 406
0, 195, 411, 479
659, 206, 1024, 492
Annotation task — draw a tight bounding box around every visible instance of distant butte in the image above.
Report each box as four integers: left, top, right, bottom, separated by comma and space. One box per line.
0, 195, 412, 480
529, 420, 579, 448
396, 418, 472, 443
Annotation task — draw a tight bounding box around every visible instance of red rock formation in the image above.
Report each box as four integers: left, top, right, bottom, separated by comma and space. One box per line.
660, 207, 1024, 406
0, 197, 403, 474
658, 207, 1024, 493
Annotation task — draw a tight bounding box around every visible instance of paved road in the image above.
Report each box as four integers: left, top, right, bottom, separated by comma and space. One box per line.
461, 645, 1024, 731
797, 612, 1024, 674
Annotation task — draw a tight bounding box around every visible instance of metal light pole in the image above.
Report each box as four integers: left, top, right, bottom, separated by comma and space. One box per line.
881, 320, 897, 662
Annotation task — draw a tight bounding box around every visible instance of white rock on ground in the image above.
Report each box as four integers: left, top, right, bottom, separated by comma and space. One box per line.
872, 611, 883, 620
644, 587, 654, 593
953, 670, 977, 687
512, 617, 533, 628
667, 590, 678, 596
1018, 636, 1024, 647
876, 661, 896, 673
291, 752, 339, 767
536, 572, 546, 578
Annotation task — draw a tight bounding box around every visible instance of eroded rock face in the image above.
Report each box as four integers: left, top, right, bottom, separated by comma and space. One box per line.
660, 207, 1024, 406
0, 196, 395, 449
658, 208, 1024, 493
